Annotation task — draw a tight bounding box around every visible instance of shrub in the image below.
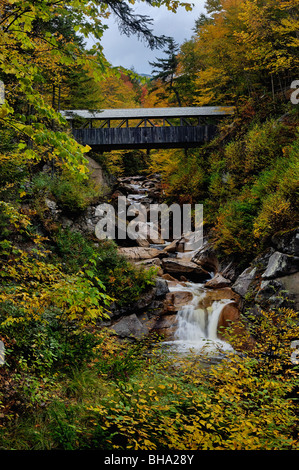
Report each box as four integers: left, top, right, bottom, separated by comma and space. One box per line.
29, 169, 100, 215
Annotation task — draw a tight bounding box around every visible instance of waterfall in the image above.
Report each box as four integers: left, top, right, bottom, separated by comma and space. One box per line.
166, 283, 234, 355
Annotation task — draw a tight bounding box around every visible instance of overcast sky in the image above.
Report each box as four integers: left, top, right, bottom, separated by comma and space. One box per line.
98, 0, 206, 75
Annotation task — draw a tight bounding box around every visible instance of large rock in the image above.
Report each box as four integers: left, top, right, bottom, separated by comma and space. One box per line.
164, 291, 194, 313
232, 267, 257, 297
108, 278, 169, 321
255, 273, 299, 311
262, 251, 299, 279
205, 273, 231, 289
271, 272, 299, 311
150, 314, 178, 339
161, 258, 210, 281
162, 239, 179, 254
217, 302, 254, 351
191, 244, 219, 273
271, 228, 299, 256
111, 313, 148, 339
199, 288, 241, 309
155, 278, 169, 297
254, 279, 285, 306
118, 246, 161, 260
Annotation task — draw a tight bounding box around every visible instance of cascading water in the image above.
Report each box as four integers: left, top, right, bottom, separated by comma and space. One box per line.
120, 176, 235, 359
165, 283, 234, 356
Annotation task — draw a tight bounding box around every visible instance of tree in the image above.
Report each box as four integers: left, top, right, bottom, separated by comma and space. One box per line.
0, 0, 193, 180
149, 38, 183, 106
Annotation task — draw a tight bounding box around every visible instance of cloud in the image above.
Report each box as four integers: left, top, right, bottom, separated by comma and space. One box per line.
99, 1, 206, 75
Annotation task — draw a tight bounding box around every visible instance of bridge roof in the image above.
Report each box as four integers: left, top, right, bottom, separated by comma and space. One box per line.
60, 106, 235, 120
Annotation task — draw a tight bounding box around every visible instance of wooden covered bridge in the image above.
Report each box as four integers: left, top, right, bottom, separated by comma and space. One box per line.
60, 106, 234, 151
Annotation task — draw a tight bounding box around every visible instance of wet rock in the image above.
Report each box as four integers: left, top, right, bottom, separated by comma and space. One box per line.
164, 291, 193, 313
150, 314, 178, 339
217, 302, 240, 330
217, 302, 254, 351
162, 240, 179, 254
199, 288, 241, 309
205, 273, 231, 289
261, 251, 299, 279
161, 258, 210, 281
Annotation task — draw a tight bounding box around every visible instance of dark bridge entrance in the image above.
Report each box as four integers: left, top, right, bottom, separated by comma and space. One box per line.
60, 107, 234, 151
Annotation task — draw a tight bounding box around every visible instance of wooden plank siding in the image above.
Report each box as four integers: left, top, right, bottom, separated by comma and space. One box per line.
72, 124, 218, 150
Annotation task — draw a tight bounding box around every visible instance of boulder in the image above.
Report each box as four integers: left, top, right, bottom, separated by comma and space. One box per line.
258, 272, 299, 311
232, 267, 257, 297
111, 314, 148, 339
217, 302, 240, 330
155, 278, 170, 298
217, 302, 254, 351
118, 247, 161, 260
254, 279, 284, 305
180, 231, 204, 252
151, 314, 178, 339
271, 227, 299, 256
164, 291, 193, 313
199, 288, 241, 309
191, 245, 219, 273
161, 258, 210, 281
136, 238, 150, 248
262, 251, 299, 279
276, 272, 299, 310
205, 273, 231, 289
162, 240, 179, 254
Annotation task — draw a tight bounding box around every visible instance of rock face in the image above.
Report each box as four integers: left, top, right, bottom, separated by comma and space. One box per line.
231, 227, 299, 312
86, 156, 106, 186
261, 251, 299, 279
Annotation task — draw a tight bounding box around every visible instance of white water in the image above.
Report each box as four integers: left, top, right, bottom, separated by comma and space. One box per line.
164, 282, 234, 356
122, 177, 235, 359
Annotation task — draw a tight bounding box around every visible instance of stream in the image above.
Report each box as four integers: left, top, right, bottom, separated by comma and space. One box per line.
164, 282, 234, 356
114, 175, 236, 359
